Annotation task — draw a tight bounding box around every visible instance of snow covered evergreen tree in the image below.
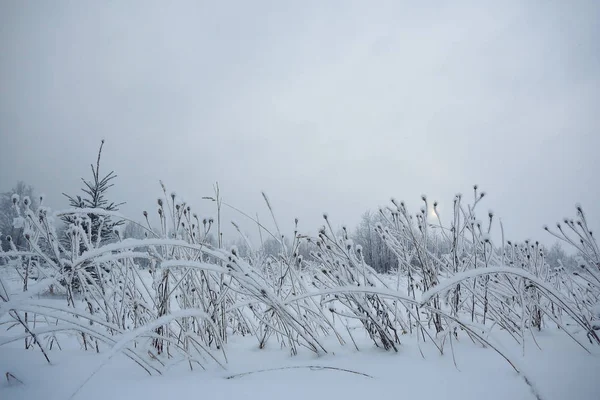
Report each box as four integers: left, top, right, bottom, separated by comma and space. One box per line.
61, 140, 124, 253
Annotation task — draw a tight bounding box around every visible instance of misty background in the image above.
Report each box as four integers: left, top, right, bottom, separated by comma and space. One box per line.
1, 0, 599, 244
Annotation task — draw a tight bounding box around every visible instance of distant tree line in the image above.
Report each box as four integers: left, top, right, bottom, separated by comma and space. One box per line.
0, 144, 582, 277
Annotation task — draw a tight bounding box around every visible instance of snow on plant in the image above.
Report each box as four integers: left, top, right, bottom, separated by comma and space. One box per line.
0, 180, 599, 395
0, 188, 228, 372
307, 214, 406, 351
543, 205, 600, 340
0, 184, 330, 375
373, 186, 599, 351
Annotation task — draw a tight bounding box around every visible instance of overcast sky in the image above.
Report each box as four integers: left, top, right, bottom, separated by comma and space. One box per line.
1, 1, 599, 244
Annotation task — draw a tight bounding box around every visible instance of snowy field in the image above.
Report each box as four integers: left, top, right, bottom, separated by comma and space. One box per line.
1, 321, 599, 400
2, 1, 599, 399
1, 195, 599, 400
1, 267, 599, 400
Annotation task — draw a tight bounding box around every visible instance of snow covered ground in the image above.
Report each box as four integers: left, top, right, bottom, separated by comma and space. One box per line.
2, 240, 599, 400
1, 324, 599, 400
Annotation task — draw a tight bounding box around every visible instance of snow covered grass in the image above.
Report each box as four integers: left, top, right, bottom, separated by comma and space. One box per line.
1, 326, 598, 400
1, 185, 600, 399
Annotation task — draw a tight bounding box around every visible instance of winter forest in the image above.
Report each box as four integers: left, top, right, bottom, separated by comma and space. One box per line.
2, 2, 600, 400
